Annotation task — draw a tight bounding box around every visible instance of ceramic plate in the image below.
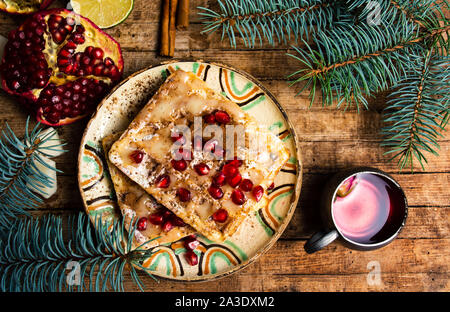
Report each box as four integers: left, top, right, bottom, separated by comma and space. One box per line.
78, 61, 302, 281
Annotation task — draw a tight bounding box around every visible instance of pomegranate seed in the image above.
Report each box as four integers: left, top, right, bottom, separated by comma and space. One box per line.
184, 236, 200, 250
171, 215, 185, 226
213, 172, 226, 186
252, 185, 264, 202
194, 163, 210, 176
267, 182, 275, 191
240, 179, 254, 192
203, 113, 216, 124
91, 47, 104, 59
137, 217, 148, 231
214, 110, 231, 124
130, 150, 144, 163
231, 189, 246, 205
212, 209, 228, 222
174, 147, 192, 161
203, 139, 218, 154
208, 185, 224, 199
162, 209, 173, 220
155, 174, 170, 188
185, 250, 198, 266
171, 132, 186, 145
162, 221, 174, 232
171, 159, 187, 171
94, 64, 105, 76
148, 212, 164, 225
104, 57, 114, 66
227, 157, 243, 167
177, 188, 191, 202
227, 173, 242, 188
222, 163, 238, 178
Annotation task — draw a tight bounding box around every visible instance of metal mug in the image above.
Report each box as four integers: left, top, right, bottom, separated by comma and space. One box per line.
304, 167, 408, 254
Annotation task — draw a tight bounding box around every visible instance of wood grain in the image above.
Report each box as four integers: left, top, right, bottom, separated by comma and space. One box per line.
0, 0, 448, 292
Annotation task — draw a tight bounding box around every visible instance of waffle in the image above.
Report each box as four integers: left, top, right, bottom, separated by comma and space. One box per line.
102, 134, 194, 249
109, 69, 289, 242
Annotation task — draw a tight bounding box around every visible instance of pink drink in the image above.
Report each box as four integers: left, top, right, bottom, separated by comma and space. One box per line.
332, 173, 406, 244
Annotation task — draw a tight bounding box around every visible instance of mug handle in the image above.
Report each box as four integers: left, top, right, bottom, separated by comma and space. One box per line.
304, 230, 339, 254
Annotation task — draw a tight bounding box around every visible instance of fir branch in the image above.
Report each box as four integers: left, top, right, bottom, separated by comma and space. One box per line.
348, 0, 449, 54
287, 19, 421, 109
0, 213, 156, 292
198, 0, 352, 48
381, 49, 450, 170
0, 118, 66, 227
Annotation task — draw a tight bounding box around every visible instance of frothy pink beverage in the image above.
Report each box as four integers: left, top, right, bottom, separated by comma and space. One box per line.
332, 173, 406, 244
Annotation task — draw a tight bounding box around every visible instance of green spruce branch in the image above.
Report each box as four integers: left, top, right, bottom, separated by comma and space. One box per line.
0, 213, 156, 292
198, 0, 352, 48
381, 48, 450, 170
0, 118, 66, 227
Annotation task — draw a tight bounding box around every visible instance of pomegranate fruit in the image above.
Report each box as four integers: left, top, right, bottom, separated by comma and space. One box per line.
0, 9, 124, 126
0, 0, 53, 15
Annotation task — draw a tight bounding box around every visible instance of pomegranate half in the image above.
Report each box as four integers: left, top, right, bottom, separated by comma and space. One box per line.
0, 9, 124, 126
0, 0, 53, 15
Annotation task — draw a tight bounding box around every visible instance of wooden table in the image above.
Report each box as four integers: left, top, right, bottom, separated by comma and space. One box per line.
0, 0, 448, 292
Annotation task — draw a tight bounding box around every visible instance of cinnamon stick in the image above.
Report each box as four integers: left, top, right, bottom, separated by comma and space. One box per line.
160, 0, 170, 56
169, 0, 178, 57
176, 0, 190, 30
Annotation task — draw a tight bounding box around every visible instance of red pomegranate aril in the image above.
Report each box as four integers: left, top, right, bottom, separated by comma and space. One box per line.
91, 47, 104, 59
171, 132, 186, 145
213, 172, 226, 186
227, 157, 243, 167
194, 163, 210, 176
240, 179, 254, 192
203, 113, 216, 124
222, 163, 238, 178
155, 174, 170, 188
208, 185, 224, 200
212, 208, 228, 222
267, 182, 275, 191
231, 189, 246, 205
252, 185, 264, 202
185, 250, 198, 266
162, 221, 174, 232
227, 173, 242, 188
171, 159, 187, 171
136, 217, 148, 231
104, 57, 114, 66
171, 215, 185, 227
162, 209, 173, 219
177, 188, 191, 202
94, 64, 105, 76
130, 150, 144, 163
214, 110, 231, 124
184, 236, 200, 250
148, 212, 164, 225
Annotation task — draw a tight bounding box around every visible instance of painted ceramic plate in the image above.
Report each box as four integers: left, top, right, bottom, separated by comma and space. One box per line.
78, 61, 302, 281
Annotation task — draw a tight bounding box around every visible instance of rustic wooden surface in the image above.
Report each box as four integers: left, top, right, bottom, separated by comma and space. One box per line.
0, 0, 448, 292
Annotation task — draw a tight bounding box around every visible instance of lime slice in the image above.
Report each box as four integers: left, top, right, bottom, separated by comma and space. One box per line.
70, 0, 134, 29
